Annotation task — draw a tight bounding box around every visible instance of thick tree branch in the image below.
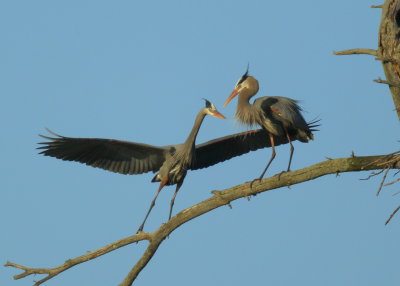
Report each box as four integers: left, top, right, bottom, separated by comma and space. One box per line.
6, 153, 399, 286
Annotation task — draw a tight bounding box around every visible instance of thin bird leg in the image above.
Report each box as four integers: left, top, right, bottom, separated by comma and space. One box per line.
285, 128, 294, 172
258, 133, 276, 180
168, 180, 183, 221
137, 176, 168, 233
250, 133, 276, 188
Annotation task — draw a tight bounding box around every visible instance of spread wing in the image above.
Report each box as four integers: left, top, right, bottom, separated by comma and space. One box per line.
38, 129, 167, 175
190, 129, 292, 170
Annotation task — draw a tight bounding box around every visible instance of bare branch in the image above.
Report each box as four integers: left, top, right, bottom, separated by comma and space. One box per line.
5, 233, 151, 285
6, 153, 400, 286
371, 5, 384, 8
333, 49, 377, 56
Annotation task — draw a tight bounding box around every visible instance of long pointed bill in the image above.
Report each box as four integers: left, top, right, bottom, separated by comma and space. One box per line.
211, 110, 226, 119
223, 88, 239, 107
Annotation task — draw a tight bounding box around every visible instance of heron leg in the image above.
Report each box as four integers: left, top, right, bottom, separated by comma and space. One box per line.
250, 133, 276, 188
285, 129, 294, 172
258, 133, 276, 179
168, 180, 183, 221
137, 176, 168, 233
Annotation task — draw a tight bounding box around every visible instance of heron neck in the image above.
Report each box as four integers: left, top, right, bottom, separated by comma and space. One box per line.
236, 91, 258, 126
238, 91, 252, 108
184, 110, 206, 147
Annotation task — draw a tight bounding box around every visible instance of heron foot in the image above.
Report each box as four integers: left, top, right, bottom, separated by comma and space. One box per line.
277, 168, 292, 180
249, 178, 261, 189
136, 225, 144, 234
135, 226, 144, 244
277, 170, 287, 180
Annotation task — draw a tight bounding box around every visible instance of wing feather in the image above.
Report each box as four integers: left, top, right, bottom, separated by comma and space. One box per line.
191, 129, 292, 170
38, 130, 167, 175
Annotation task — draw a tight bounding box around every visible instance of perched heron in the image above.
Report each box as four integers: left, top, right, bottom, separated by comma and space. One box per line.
223, 68, 318, 181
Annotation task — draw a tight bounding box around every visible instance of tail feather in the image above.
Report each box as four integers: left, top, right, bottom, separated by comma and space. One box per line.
307, 118, 321, 133
296, 118, 321, 142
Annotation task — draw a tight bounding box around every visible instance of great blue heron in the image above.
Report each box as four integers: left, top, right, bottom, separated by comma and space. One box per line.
38, 100, 301, 231
223, 68, 318, 181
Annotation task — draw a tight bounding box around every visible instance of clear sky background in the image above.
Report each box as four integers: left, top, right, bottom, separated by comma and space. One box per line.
1, 1, 399, 285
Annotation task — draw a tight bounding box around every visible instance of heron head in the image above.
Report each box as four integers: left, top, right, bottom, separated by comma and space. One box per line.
223, 66, 259, 107
202, 99, 226, 119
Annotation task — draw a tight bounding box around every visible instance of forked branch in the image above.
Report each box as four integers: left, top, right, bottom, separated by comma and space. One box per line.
5, 153, 400, 286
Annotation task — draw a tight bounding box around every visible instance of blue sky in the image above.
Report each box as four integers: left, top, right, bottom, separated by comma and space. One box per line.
1, 1, 399, 285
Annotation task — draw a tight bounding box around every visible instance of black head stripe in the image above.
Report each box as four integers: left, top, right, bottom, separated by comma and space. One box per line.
237, 65, 249, 85
203, 98, 212, 108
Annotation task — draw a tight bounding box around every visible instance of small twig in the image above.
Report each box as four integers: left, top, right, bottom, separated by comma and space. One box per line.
379, 155, 400, 166
374, 78, 400, 87
363, 151, 400, 169
3, 262, 56, 286
385, 205, 400, 225
360, 169, 385, 180
371, 5, 383, 8
384, 177, 400, 186
333, 49, 377, 56
376, 168, 390, 196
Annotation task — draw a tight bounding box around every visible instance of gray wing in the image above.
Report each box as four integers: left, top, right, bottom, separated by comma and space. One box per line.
190, 129, 292, 170
38, 129, 168, 175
